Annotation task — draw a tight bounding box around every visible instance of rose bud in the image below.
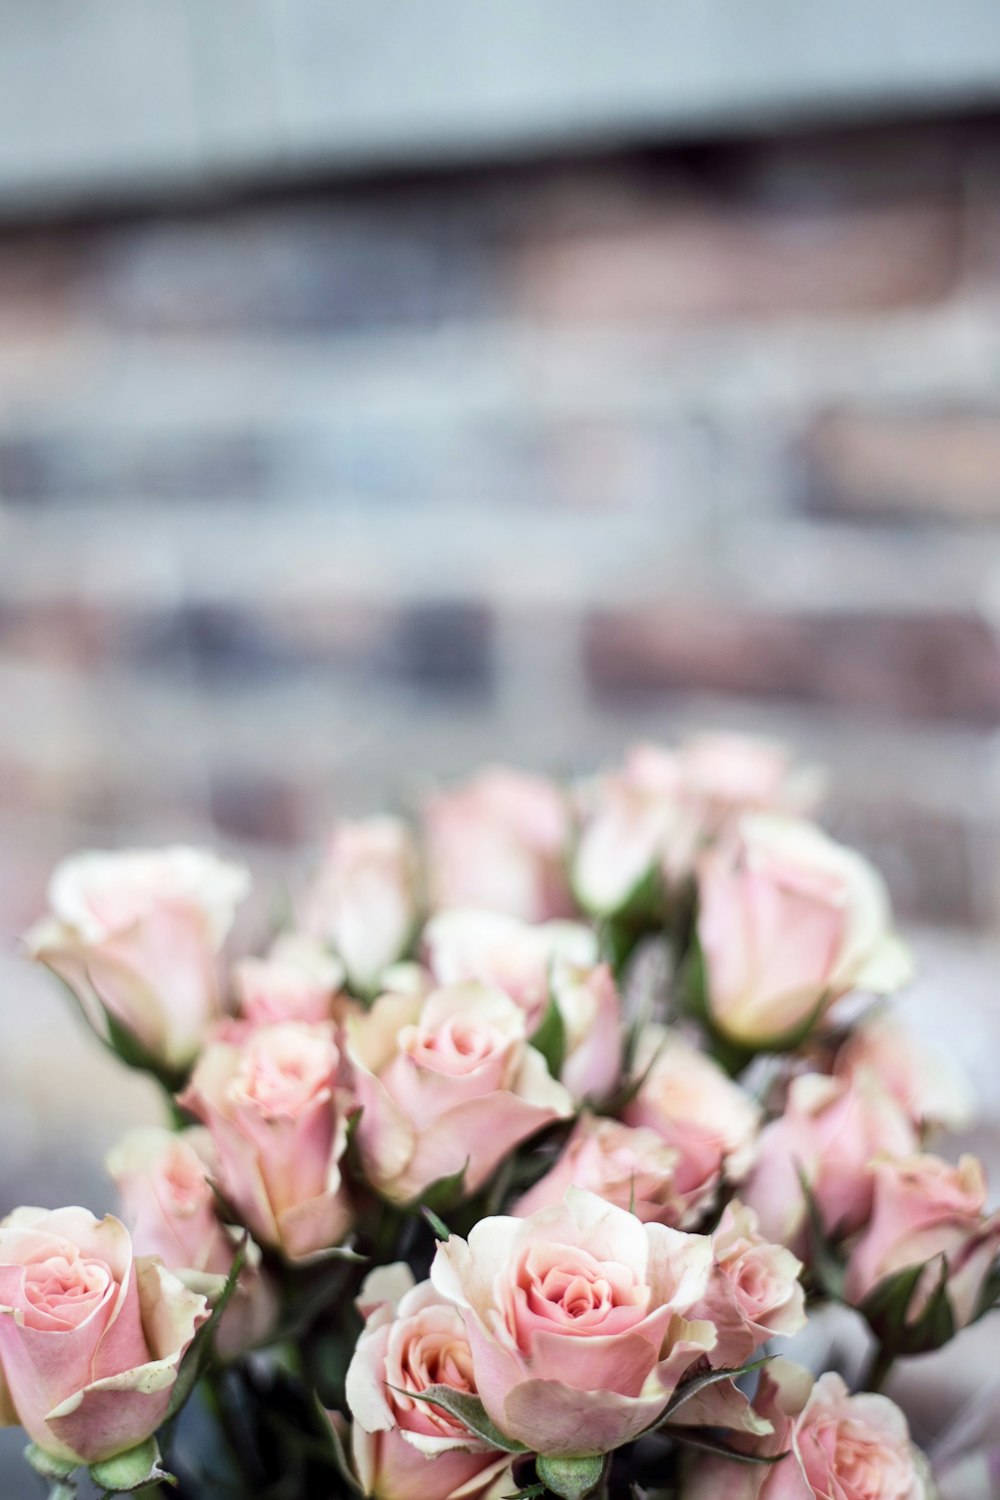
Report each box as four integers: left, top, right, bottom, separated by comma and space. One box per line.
0, 1206, 209, 1468
514, 1115, 685, 1226
179, 1020, 355, 1262
676, 732, 824, 836
106, 1127, 277, 1358
623, 1025, 760, 1224
430, 1187, 715, 1459
234, 932, 346, 1027
687, 1201, 806, 1368
342, 1264, 512, 1500
26, 846, 250, 1073
743, 1071, 916, 1251
423, 765, 574, 923
836, 1012, 975, 1136
696, 813, 914, 1050
845, 1153, 1000, 1338
348, 982, 573, 1204
301, 817, 420, 995
573, 743, 694, 917
681, 1361, 932, 1500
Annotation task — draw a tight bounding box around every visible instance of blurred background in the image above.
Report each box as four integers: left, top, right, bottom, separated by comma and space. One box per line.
3, 2, 1000, 1484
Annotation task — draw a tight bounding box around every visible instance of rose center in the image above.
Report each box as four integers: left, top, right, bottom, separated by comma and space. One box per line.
23, 1252, 112, 1329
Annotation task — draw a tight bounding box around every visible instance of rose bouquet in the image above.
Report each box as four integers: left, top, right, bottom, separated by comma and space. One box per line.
3, 734, 995, 1500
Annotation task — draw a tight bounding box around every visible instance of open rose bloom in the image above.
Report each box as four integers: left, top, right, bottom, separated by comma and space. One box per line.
11, 734, 990, 1495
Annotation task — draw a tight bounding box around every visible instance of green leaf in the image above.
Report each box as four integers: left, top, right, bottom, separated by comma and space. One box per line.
397, 1386, 528, 1454
658, 1356, 773, 1427
535, 1454, 607, 1499
89, 1437, 175, 1492
165, 1236, 247, 1422
531, 994, 567, 1080
669, 1428, 789, 1466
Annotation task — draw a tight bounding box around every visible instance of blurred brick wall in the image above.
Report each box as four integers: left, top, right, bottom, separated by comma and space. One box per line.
3, 116, 1000, 941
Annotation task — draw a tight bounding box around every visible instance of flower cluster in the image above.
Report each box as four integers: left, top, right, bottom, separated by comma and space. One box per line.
3, 734, 993, 1499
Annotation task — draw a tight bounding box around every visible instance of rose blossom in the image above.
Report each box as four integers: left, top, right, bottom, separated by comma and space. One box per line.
744, 1071, 916, 1251
342, 1264, 511, 1500
0, 1206, 209, 1467
430, 1188, 715, 1458
845, 1153, 1000, 1329
688, 1201, 806, 1368
424, 910, 618, 1101
106, 1128, 277, 1358
514, 1116, 685, 1226
348, 982, 573, 1204
622, 1025, 760, 1224
234, 931, 345, 1026
179, 1021, 354, 1262
26, 846, 249, 1071
676, 733, 823, 836
301, 817, 420, 994
423, 765, 573, 922
836, 1012, 975, 1135
697, 814, 914, 1049
682, 1361, 930, 1500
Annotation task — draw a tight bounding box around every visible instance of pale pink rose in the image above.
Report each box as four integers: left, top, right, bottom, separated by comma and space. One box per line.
179, 1021, 354, 1262
430, 1188, 715, 1458
343, 1264, 512, 1500
837, 1013, 975, 1135
697, 814, 914, 1049
423, 766, 573, 922
235, 932, 345, 1026
682, 1362, 930, 1500
106, 1128, 277, 1358
676, 733, 823, 836
623, 1026, 760, 1224
514, 1116, 685, 1226
743, 1071, 916, 1250
0, 1206, 209, 1466
302, 817, 420, 994
687, 1201, 805, 1368
845, 1153, 1000, 1329
27, 846, 250, 1071
348, 983, 573, 1204
549, 959, 624, 1105
573, 744, 694, 916
424, 909, 597, 1029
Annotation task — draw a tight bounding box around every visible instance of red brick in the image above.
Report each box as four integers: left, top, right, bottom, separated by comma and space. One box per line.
806, 409, 1000, 523
513, 196, 961, 324
584, 607, 1000, 725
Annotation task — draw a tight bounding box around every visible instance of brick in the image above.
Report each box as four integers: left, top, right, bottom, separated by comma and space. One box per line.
584, 607, 1000, 725
805, 408, 1000, 523
513, 195, 961, 324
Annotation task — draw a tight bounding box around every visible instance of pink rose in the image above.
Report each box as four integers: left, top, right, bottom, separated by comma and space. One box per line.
348, 982, 573, 1203
845, 1153, 1000, 1329
430, 1188, 715, 1458
302, 817, 420, 994
235, 932, 345, 1026
687, 1201, 805, 1368
676, 733, 823, 837
343, 1264, 512, 1500
514, 1116, 685, 1226
106, 1128, 277, 1358
836, 1013, 975, 1135
27, 846, 250, 1071
623, 1026, 760, 1224
697, 815, 913, 1049
743, 1072, 916, 1250
682, 1362, 930, 1500
423, 766, 573, 922
179, 1021, 354, 1261
0, 1206, 208, 1466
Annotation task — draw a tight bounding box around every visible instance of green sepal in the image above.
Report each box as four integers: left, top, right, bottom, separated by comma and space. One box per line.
535, 1453, 607, 1499
531, 994, 567, 1080
421, 1205, 451, 1241
400, 1161, 469, 1216
860, 1254, 955, 1356
796, 1167, 847, 1301
656, 1355, 773, 1429
669, 1427, 789, 1466
51, 974, 187, 1096
24, 1445, 77, 1482
397, 1385, 528, 1453
165, 1235, 247, 1421
324, 1408, 364, 1495
89, 1437, 175, 1492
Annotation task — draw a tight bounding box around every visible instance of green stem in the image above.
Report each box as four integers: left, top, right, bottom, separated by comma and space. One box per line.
862, 1345, 896, 1393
